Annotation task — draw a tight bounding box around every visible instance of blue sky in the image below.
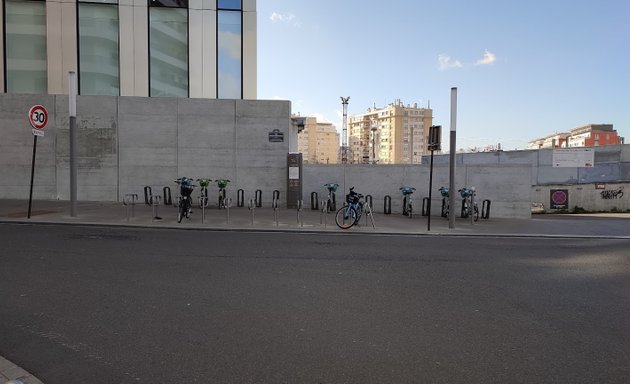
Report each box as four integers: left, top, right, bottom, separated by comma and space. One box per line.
257, 0, 629, 150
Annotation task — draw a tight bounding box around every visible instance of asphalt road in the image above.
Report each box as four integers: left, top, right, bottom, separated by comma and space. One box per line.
1, 223, 629, 383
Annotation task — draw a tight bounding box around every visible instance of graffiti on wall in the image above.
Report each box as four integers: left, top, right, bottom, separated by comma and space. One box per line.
600, 188, 624, 200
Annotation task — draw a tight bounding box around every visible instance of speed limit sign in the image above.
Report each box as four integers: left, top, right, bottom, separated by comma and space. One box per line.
28, 105, 48, 131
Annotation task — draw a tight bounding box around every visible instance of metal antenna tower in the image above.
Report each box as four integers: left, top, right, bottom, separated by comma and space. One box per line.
340, 96, 350, 163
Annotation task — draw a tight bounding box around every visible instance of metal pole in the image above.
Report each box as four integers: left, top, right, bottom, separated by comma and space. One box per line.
341, 96, 350, 164
27, 136, 38, 218
427, 149, 434, 231
449, 87, 457, 229
69, 72, 78, 217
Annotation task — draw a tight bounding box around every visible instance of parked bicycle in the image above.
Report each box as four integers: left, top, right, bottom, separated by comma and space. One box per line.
215, 179, 231, 209
196, 178, 211, 208
439, 186, 449, 218
335, 187, 364, 229
175, 177, 196, 223
400, 186, 416, 217
323, 183, 339, 212
459, 187, 479, 221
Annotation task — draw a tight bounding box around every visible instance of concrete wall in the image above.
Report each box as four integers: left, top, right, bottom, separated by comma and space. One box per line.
532, 183, 630, 212
303, 164, 533, 219
0, 94, 290, 203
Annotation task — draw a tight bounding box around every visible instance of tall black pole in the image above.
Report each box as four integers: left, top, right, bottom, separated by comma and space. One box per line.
449, 87, 457, 229
427, 149, 434, 231
27, 135, 38, 219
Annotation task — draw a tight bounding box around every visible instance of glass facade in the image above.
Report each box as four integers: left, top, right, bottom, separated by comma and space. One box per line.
217, 10, 241, 99
149, 7, 188, 97
78, 2, 120, 95
4, 0, 47, 94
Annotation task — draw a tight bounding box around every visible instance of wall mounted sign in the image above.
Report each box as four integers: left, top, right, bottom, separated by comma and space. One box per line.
268, 129, 284, 143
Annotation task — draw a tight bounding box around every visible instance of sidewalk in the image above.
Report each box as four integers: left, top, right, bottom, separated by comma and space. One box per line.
2, 199, 630, 384
1, 199, 629, 238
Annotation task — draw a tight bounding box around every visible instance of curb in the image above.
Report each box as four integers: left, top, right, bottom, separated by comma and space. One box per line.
0, 357, 43, 384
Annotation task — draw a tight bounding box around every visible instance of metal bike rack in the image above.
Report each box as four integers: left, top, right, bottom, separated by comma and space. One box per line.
311, 192, 319, 210
151, 195, 162, 221
248, 199, 255, 226
225, 197, 232, 224
365, 195, 373, 211
482, 199, 491, 219
144, 186, 153, 206
237, 189, 245, 207
123, 193, 138, 221
441, 198, 448, 217
273, 196, 279, 227
384, 195, 392, 214
320, 199, 328, 227
163, 186, 172, 206
297, 199, 303, 227
422, 197, 430, 216
200, 195, 207, 224
273, 190, 280, 202
364, 201, 376, 229
255, 189, 263, 208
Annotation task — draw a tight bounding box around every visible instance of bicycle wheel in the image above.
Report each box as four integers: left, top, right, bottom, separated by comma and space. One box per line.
354, 204, 363, 224
177, 203, 185, 223
335, 206, 357, 229
461, 201, 469, 218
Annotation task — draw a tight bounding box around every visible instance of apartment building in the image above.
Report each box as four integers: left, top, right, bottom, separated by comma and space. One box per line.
1, 0, 256, 99
297, 116, 340, 164
348, 100, 432, 164
528, 124, 624, 149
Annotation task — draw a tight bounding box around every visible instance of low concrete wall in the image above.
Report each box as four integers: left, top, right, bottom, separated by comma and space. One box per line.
303, 163, 532, 219
532, 182, 630, 212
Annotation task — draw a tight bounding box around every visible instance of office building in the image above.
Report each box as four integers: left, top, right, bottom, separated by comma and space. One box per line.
1, 0, 256, 99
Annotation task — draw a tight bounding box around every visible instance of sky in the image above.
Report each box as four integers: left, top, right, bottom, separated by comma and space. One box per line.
257, 0, 629, 151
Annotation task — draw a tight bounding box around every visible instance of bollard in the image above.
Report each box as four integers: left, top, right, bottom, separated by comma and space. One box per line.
255, 189, 263, 208
297, 200, 303, 227
237, 189, 245, 207
273, 197, 279, 227
384, 195, 392, 214
311, 192, 319, 210
163, 186, 172, 206
365, 195, 373, 211
482, 199, 491, 219
144, 186, 153, 206
273, 190, 280, 202
225, 197, 232, 224
422, 197, 430, 216
152, 195, 162, 221
320, 199, 328, 226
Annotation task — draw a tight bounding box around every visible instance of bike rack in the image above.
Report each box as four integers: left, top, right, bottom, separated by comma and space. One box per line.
482, 199, 491, 219
422, 197, 430, 216
200, 196, 207, 224
123, 193, 138, 221
144, 186, 153, 206
163, 186, 172, 206
311, 192, 319, 210
248, 199, 255, 226
273, 197, 279, 227
365, 195, 373, 211
441, 198, 448, 217
151, 195, 162, 221
255, 189, 263, 208
225, 197, 232, 224
364, 201, 376, 229
273, 190, 280, 204
320, 199, 328, 227
384, 195, 392, 214
237, 189, 245, 207
297, 199, 303, 227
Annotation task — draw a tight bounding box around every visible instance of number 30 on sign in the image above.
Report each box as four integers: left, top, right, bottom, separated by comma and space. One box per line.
28, 105, 48, 136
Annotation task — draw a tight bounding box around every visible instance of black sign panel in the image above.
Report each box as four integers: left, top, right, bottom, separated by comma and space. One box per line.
428, 125, 441, 151
550, 189, 569, 210
269, 129, 284, 143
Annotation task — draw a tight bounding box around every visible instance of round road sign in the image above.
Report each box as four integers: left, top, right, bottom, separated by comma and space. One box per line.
28, 105, 48, 130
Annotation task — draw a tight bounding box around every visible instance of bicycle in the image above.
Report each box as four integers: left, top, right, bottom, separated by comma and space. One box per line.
335, 187, 364, 229
400, 186, 416, 218
459, 187, 479, 221
196, 178, 211, 208
215, 179, 231, 209
439, 186, 449, 218
323, 183, 339, 212
174, 177, 196, 223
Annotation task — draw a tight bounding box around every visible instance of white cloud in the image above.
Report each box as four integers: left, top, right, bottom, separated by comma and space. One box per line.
270, 12, 301, 27
438, 54, 463, 71
218, 31, 241, 60
475, 50, 497, 66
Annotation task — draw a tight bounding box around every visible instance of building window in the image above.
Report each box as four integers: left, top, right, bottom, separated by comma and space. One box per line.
217, 3, 242, 99
4, 0, 47, 94
149, 1, 188, 97
78, 1, 119, 95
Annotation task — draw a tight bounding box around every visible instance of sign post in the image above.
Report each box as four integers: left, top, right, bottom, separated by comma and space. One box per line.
27, 105, 49, 218
427, 125, 442, 231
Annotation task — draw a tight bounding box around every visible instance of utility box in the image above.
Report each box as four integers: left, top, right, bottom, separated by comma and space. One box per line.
287, 153, 303, 208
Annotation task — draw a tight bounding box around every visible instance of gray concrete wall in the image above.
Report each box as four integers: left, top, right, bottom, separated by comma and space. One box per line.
303, 164, 532, 219
0, 94, 291, 204
532, 182, 630, 212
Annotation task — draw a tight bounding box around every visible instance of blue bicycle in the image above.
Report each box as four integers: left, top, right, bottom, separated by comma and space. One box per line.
335, 187, 364, 229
